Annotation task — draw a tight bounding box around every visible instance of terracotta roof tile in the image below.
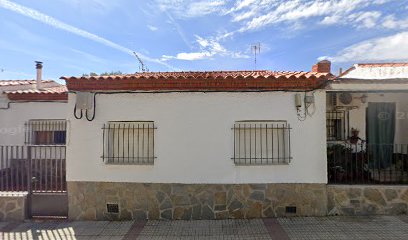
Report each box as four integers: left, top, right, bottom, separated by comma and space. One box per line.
5, 85, 67, 94
62, 70, 332, 92
0, 80, 53, 86
5, 85, 68, 101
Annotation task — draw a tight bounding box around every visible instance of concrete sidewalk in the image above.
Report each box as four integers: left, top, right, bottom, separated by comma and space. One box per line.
1, 216, 408, 239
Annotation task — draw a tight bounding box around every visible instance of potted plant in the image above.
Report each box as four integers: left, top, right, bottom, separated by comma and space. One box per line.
327, 144, 351, 183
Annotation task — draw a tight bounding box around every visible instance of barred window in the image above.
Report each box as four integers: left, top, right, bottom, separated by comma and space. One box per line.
102, 121, 156, 165
232, 121, 291, 165
326, 111, 348, 141
25, 120, 67, 145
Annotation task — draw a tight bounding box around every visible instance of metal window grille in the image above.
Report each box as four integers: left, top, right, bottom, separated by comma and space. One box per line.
102, 121, 156, 165
232, 121, 291, 165
326, 111, 349, 141
25, 120, 67, 145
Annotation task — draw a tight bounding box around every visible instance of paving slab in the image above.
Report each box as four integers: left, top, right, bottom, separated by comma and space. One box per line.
1, 216, 408, 239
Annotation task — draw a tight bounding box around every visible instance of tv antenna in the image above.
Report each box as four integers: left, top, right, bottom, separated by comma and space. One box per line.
251, 43, 261, 70
133, 52, 148, 72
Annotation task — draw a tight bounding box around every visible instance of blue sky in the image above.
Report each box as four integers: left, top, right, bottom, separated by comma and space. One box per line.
0, 0, 408, 82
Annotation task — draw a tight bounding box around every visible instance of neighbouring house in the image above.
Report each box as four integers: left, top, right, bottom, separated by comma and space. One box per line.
326, 63, 408, 215
61, 61, 332, 220
0, 62, 68, 145
0, 62, 68, 220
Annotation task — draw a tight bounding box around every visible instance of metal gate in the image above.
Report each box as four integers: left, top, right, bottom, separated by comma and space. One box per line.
0, 145, 67, 218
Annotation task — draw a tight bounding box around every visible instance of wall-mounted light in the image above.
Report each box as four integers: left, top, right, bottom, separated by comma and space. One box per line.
360, 94, 368, 104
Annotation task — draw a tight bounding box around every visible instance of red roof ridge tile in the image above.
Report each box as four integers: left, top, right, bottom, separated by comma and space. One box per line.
61, 70, 332, 92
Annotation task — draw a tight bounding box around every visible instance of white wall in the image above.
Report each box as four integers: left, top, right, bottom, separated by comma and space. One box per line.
0, 102, 68, 145
346, 93, 408, 144
67, 91, 327, 184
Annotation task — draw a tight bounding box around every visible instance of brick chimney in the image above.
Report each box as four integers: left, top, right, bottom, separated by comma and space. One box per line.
35, 61, 43, 90
312, 60, 331, 73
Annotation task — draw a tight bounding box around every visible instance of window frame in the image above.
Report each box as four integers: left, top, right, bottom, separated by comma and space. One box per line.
232, 120, 292, 166
102, 121, 156, 165
25, 119, 67, 146
326, 111, 349, 141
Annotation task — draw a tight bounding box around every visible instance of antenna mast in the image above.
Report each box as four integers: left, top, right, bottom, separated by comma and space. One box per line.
251, 43, 261, 70
133, 52, 148, 72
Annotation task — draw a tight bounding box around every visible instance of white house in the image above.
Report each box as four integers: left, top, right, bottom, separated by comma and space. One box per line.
0, 63, 68, 220
326, 63, 408, 216
61, 61, 332, 220
2, 61, 408, 221
0, 62, 68, 146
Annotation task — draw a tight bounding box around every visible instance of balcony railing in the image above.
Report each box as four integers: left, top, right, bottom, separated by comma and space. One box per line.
327, 142, 408, 184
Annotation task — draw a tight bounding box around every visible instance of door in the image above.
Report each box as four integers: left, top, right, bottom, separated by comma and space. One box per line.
366, 102, 396, 168
28, 146, 68, 218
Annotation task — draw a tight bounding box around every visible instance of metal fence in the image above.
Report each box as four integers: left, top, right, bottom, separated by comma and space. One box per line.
232, 121, 291, 165
327, 142, 408, 184
102, 121, 156, 165
0, 145, 66, 192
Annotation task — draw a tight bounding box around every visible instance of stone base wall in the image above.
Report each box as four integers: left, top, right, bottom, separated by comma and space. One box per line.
67, 182, 327, 220
0, 194, 27, 221
327, 185, 408, 215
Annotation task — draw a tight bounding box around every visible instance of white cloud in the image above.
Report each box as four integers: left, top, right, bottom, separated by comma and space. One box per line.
0, 0, 176, 70
155, 0, 228, 18
188, 1, 226, 17
382, 15, 408, 29
219, 0, 397, 40
323, 11, 382, 28
351, 11, 382, 28
162, 52, 213, 61
161, 35, 249, 61
238, 0, 368, 32
231, 7, 258, 22
147, 25, 159, 31
321, 15, 341, 25
328, 32, 408, 62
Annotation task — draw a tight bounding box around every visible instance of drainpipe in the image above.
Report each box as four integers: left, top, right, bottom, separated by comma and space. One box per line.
35, 61, 43, 90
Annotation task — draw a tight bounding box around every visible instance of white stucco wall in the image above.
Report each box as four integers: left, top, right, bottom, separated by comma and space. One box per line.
0, 102, 68, 145
344, 93, 408, 144
66, 91, 327, 184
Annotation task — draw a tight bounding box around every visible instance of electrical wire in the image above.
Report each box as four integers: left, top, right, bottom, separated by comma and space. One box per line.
73, 93, 96, 121
73, 104, 83, 119
85, 93, 96, 121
